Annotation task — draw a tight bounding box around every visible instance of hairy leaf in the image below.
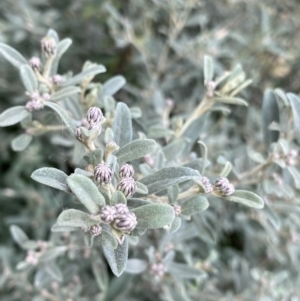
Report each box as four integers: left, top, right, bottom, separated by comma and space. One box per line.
0, 106, 31, 127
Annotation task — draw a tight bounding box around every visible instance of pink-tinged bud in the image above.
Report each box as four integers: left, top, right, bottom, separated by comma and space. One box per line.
88, 122, 102, 133
25, 100, 44, 111
94, 163, 112, 185
42, 93, 50, 101
213, 177, 235, 196
89, 224, 102, 236
113, 211, 137, 233
86, 107, 103, 124
201, 176, 213, 194
114, 203, 129, 215
173, 204, 181, 216
106, 141, 119, 153
41, 36, 57, 58
30, 91, 40, 102
149, 262, 165, 278
52, 74, 62, 85
29, 57, 42, 71
143, 154, 154, 167
165, 98, 174, 109
119, 164, 135, 178
100, 205, 116, 223
117, 177, 137, 198
288, 150, 298, 159
25, 250, 39, 265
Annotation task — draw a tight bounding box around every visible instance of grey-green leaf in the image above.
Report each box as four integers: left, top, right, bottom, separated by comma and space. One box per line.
112, 102, 132, 147
214, 97, 248, 106
137, 167, 201, 195
31, 167, 69, 192
0, 106, 31, 127
115, 139, 156, 164
44, 102, 77, 135
20, 64, 37, 92
99, 230, 118, 250
50, 86, 81, 102
287, 93, 300, 144
167, 185, 179, 204
181, 196, 209, 217
287, 166, 300, 189
204, 55, 214, 82
219, 161, 232, 177
135, 182, 148, 194
100, 75, 126, 97
11, 134, 32, 151
125, 259, 148, 274
132, 203, 175, 230
168, 263, 206, 279
45, 263, 63, 281
103, 236, 128, 277
67, 174, 105, 214
223, 190, 264, 209
169, 216, 182, 234
10, 225, 29, 248
39, 246, 68, 262
0, 43, 27, 68
111, 191, 127, 205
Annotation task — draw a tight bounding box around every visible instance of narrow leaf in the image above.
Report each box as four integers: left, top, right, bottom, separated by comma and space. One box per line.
219, 161, 232, 177
125, 259, 147, 274
20, 64, 37, 92
0, 106, 31, 127
39, 246, 68, 262
50, 86, 81, 102
223, 190, 264, 209
181, 196, 209, 217
100, 75, 126, 97
214, 97, 248, 106
287, 93, 300, 144
168, 263, 206, 279
0, 43, 27, 68
204, 55, 214, 82
10, 225, 29, 247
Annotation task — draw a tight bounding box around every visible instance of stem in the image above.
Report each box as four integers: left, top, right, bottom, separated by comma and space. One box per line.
43, 56, 54, 79
85, 140, 96, 152
34, 70, 53, 92
238, 162, 271, 180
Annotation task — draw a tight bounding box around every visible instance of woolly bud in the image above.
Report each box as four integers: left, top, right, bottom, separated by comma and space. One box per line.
25, 250, 39, 266
115, 203, 130, 215
119, 164, 134, 178
41, 36, 57, 58
89, 224, 102, 236
113, 211, 137, 233
52, 74, 62, 85
100, 205, 116, 223
25, 100, 44, 111
94, 163, 112, 185
42, 93, 50, 101
86, 107, 103, 124
88, 122, 102, 133
149, 262, 165, 278
201, 176, 213, 194
173, 204, 181, 216
29, 57, 42, 71
106, 141, 119, 153
222, 183, 235, 196
30, 91, 40, 102
214, 177, 235, 196
117, 177, 137, 198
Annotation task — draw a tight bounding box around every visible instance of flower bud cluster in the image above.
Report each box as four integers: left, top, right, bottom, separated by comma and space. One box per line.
285, 150, 298, 166
201, 176, 213, 194
117, 177, 137, 198
41, 36, 57, 58
25, 250, 40, 266
149, 262, 166, 278
85, 107, 104, 135
51, 74, 63, 85
100, 204, 137, 233
89, 224, 102, 236
213, 177, 235, 196
25, 91, 45, 111
29, 57, 42, 71
94, 163, 112, 185
173, 204, 181, 216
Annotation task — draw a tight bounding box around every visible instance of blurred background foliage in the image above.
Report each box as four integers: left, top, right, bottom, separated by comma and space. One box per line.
1, 0, 300, 300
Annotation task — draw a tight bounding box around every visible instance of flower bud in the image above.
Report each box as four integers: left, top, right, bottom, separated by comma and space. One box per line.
173, 204, 181, 216
113, 211, 137, 233
214, 177, 235, 196
143, 154, 154, 167
25, 100, 44, 111
88, 122, 102, 133
25, 250, 39, 265
149, 262, 165, 278
117, 177, 137, 198
89, 224, 102, 236
119, 164, 135, 178
100, 205, 116, 223
94, 163, 112, 185
29, 57, 42, 71
86, 107, 103, 124
42, 93, 51, 101
52, 74, 62, 85
106, 141, 119, 153
30, 91, 40, 102
201, 176, 213, 194
41, 36, 57, 58
115, 203, 129, 215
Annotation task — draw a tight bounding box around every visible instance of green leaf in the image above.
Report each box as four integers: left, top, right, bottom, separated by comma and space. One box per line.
148, 125, 174, 139
262, 89, 279, 148
125, 259, 148, 274
11, 134, 32, 151
56, 209, 99, 229
0, 43, 27, 68
127, 198, 152, 209
167, 185, 179, 204
169, 216, 182, 234
0, 106, 31, 127
31, 167, 69, 192
51, 38, 73, 75
135, 182, 148, 194
214, 97, 248, 106
50, 86, 81, 102
111, 191, 127, 205
168, 263, 206, 279
99, 230, 118, 250
132, 203, 175, 230
10, 225, 29, 248
39, 246, 68, 262
130, 107, 142, 119
60, 65, 106, 86
287, 93, 300, 144
20, 64, 38, 92
92, 255, 109, 291
51, 224, 78, 232
137, 167, 201, 195
103, 236, 128, 277
287, 166, 300, 189
204, 55, 214, 82
100, 75, 126, 97
44, 102, 77, 135
112, 102, 132, 147
181, 196, 209, 217
115, 139, 156, 164
223, 190, 264, 209
67, 174, 105, 214
45, 263, 63, 282
104, 127, 114, 144
219, 161, 232, 177
162, 138, 186, 161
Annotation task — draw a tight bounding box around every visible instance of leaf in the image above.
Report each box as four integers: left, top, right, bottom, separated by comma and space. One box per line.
31, 167, 69, 192
287, 166, 300, 189
0, 43, 27, 68
51, 38, 73, 75
92, 256, 109, 291
148, 125, 174, 139
130, 107, 142, 119
219, 161, 232, 177
115, 139, 156, 164
39, 246, 68, 262
213, 97, 248, 106
262, 89, 279, 149
51, 224, 78, 232
169, 216, 182, 234
10, 225, 29, 248
0, 106, 31, 127
125, 259, 148, 274
204, 55, 214, 82
60, 65, 106, 87
110, 191, 127, 205
50, 86, 81, 102
112, 102, 132, 147
132, 203, 175, 230
162, 138, 186, 161
20, 64, 38, 92
287, 93, 300, 144
67, 174, 105, 214
44, 102, 77, 135
11, 134, 32, 151
102, 236, 128, 277
167, 185, 179, 204
45, 263, 63, 281
168, 263, 206, 279
127, 198, 152, 209
223, 190, 264, 209
135, 182, 148, 194
104, 127, 114, 144
56, 209, 99, 229
181, 196, 209, 217
99, 230, 118, 250
100, 75, 126, 97
137, 167, 201, 195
